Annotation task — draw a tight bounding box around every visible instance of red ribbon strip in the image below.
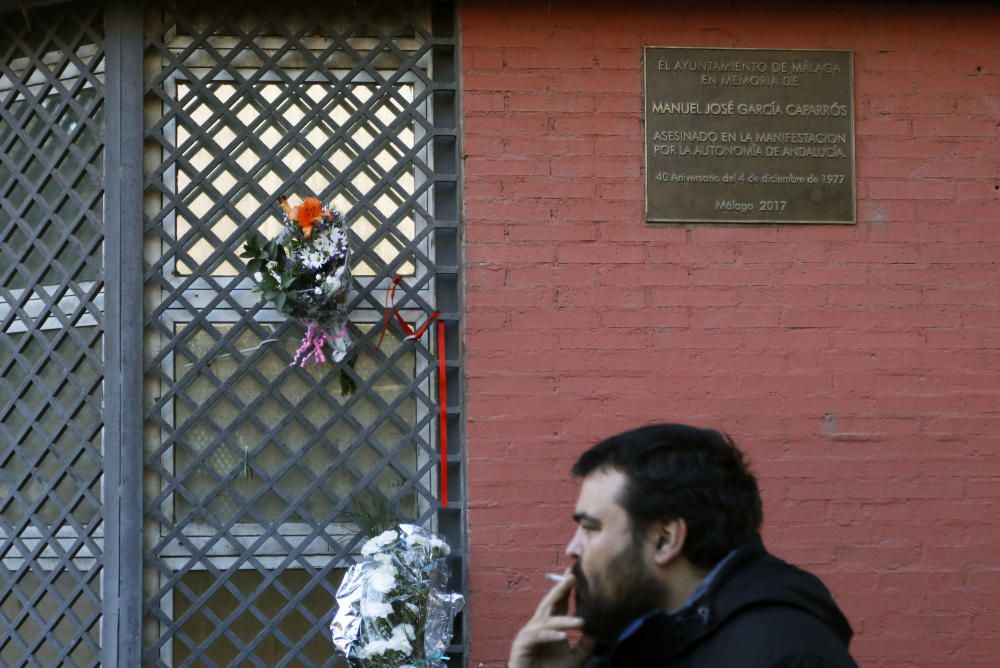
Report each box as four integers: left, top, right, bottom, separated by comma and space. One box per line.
376, 275, 447, 507
376, 275, 441, 350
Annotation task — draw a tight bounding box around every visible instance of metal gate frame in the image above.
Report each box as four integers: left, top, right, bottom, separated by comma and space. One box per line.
1, 0, 463, 665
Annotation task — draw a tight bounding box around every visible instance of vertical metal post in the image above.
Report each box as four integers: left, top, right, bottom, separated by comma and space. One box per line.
430, 2, 466, 663
103, 1, 145, 665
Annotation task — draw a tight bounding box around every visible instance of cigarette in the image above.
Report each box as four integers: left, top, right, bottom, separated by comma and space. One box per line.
545, 572, 567, 583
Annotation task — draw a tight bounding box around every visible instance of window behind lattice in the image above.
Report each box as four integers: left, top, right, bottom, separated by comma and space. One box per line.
140, 2, 455, 666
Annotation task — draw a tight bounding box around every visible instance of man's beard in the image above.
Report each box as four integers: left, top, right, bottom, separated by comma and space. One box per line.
572, 542, 670, 643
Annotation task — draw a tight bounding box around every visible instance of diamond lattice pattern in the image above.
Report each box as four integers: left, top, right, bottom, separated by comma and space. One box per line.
141, 3, 440, 666
0, 3, 105, 667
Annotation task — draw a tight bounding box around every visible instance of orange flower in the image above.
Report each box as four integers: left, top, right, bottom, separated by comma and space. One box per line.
291, 196, 325, 238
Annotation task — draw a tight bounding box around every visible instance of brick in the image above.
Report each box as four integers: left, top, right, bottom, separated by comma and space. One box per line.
557, 286, 647, 308
507, 94, 596, 113
464, 134, 505, 156
868, 179, 956, 199
505, 136, 594, 158
502, 47, 599, 70
922, 242, 1000, 263
595, 181, 645, 201
464, 114, 549, 136
464, 180, 505, 201
596, 49, 642, 69
464, 47, 504, 70
550, 71, 641, 93
600, 307, 690, 328
506, 221, 599, 241
913, 118, 998, 137
505, 178, 596, 199
464, 156, 549, 177
550, 156, 638, 178
859, 137, 958, 160
780, 265, 870, 285
956, 93, 1000, 115
595, 94, 642, 113
649, 285, 740, 307
597, 263, 690, 286
594, 137, 643, 157
855, 71, 917, 95
473, 199, 552, 222
464, 92, 506, 113
856, 118, 912, 137
691, 309, 781, 329
552, 116, 641, 136
509, 308, 600, 330
647, 242, 740, 264
466, 287, 555, 309
463, 72, 552, 92
555, 243, 647, 264
597, 221, 687, 243
957, 180, 1000, 200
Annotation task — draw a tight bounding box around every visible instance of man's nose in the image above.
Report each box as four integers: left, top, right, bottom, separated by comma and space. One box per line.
565, 527, 582, 559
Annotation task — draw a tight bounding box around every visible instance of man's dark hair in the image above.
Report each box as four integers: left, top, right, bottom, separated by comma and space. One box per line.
572, 423, 763, 570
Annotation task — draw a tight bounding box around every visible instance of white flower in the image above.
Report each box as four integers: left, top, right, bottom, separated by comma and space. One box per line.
361, 530, 398, 556
297, 249, 327, 269
253, 272, 262, 282
265, 260, 280, 281
430, 537, 449, 555
373, 529, 399, 546
404, 533, 427, 548
292, 227, 347, 271
360, 597, 394, 619
386, 623, 414, 653
357, 623, 414, 659
358, 639, 387, 658
369, 563, 397, 594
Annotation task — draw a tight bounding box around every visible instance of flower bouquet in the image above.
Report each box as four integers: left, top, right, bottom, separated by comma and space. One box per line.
241, 195, 354, 376
331, 525, 464, 667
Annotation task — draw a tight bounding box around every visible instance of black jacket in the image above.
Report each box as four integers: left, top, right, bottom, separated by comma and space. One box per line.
584, 536, 858, 668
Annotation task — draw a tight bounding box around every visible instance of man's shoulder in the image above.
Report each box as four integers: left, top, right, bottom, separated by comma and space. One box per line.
692, 602, 858, 668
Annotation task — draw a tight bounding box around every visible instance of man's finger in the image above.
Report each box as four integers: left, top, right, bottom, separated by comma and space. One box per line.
531, 571, 576, 620
537, 615, 585, 630
533, 628, 570, 643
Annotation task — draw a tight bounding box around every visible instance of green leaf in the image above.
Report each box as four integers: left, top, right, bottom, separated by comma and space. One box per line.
241, 234, 261, 255
274, 292, 287, 310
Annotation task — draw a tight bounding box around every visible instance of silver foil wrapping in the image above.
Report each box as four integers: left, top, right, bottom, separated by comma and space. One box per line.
330, 525, 464, 667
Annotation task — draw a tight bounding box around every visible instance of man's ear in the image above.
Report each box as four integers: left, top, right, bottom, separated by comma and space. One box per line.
652, 518, 687, 565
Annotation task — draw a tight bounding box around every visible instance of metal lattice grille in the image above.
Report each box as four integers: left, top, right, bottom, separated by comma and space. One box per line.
140, 2, 458, 666
0, 3, 105, 667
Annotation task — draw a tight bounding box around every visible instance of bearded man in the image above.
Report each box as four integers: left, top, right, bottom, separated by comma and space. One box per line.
508, 423, 859, 668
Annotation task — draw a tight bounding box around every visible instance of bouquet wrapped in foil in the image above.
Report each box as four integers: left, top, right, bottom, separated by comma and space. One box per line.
241, 195, 351, 367
331, 525, 464, 667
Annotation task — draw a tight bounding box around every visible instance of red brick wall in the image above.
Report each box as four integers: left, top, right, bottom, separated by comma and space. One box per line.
460, 2, 1000, 666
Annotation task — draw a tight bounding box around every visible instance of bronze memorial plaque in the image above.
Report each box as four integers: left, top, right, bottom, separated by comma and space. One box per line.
644, 47, 855, 224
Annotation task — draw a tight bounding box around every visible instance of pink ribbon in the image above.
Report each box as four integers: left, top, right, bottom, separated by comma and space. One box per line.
291, 322, 330, 367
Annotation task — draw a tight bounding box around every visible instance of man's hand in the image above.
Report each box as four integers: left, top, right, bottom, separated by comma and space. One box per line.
508, 571, 595, 668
